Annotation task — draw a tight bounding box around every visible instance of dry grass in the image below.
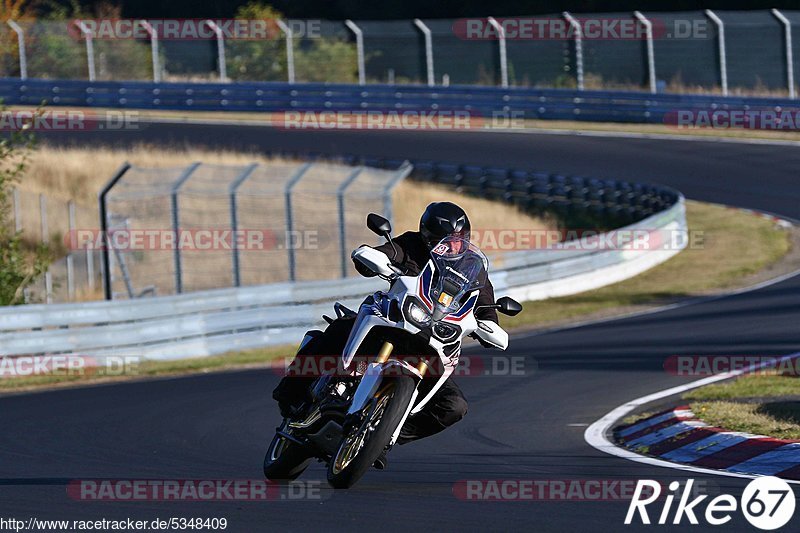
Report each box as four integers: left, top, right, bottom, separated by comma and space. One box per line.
22, 145, 550, 234
16, 145, 550, 298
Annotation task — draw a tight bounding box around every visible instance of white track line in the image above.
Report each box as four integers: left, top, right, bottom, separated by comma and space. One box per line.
584, 352, 800, 484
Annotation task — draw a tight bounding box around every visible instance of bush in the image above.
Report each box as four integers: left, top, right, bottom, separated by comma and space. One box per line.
0, 106, 52, 305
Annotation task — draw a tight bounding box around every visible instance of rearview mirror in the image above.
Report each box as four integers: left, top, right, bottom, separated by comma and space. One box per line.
496, 296, 523, 316
367, 213, 392, 237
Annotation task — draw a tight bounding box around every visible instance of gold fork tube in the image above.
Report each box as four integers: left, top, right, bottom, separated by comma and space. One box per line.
375, 341, 394, 363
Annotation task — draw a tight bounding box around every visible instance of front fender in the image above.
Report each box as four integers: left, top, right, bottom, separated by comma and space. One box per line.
346, 361, 422, 416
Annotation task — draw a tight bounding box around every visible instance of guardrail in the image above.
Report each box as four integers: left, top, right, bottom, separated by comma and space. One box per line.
1, 77, 795, 124
0, 192, 686, 360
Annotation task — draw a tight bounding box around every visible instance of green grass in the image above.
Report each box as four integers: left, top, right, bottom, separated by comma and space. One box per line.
499, 201, 791, 330
690, 400, 800, 439
682, 374, 800, 439
684, 374, 800, 401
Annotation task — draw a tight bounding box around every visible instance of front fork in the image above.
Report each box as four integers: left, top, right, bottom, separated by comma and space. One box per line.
347, 341, 429, 445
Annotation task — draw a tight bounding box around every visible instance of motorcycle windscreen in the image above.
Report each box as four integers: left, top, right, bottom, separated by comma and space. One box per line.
428, 237, 487, 320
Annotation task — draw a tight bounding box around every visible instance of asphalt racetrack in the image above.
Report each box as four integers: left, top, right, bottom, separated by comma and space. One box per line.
2, 124, 799, 531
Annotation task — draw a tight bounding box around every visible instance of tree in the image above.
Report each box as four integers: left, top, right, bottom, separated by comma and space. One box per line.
0, 106, 52, 305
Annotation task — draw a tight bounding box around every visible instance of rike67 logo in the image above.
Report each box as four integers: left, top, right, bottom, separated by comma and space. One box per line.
626, 477, 796, 530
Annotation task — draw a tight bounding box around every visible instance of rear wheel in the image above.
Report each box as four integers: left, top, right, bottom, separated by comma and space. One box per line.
263, 422, 313, 481
327, 376, 416, 489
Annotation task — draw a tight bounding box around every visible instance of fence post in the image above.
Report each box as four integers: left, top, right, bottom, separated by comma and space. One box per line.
6, 21, 27, 79
39, 194, 53, 303
170, 162, 201, 294
345, 20, 366, 85
139, 20, 160, 83
383, 161, 413, 228
204, 20, 228, 81
228, 163, 259, 287
772, 9, 795, 99
67, 201, 75, 299
99, 163, 132, 300
563, 12, 584, 90
634, 11, 656, 94
487, 17, 509, 88
705, 10, 728, 96
337, 166, 365, 278
275, 20, 295, 83
74, 20, 96, 81
284, 162, 313, 282
413, 19, 435, 87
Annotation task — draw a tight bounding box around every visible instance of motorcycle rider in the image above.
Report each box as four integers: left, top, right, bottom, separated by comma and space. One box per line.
273, 201, 501, 468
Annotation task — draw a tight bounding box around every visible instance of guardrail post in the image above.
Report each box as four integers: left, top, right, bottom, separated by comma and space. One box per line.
705, 10, 728, 96
414, 19, 435, 86
345, 20, 366, 85
772, 9, 795, 99
383, 161, 413, 228
7, 21, 27, 79
337, 166, 365, 278
284, 162, 313, 282
228, 163, 259, 287
634, 11, 656, 94
487, 17, 509, 88
275, 20, 295, 83
67, 201, 75, 299
563, 12, 584, 90
204, 20, 227, 81
139, 20, 160, 83
171, 162, 201, 294
99, 162, 131, 300
74, 20, 96, 81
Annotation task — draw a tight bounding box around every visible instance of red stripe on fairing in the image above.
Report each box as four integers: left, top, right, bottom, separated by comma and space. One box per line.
417, 272, 433, 310
691, 439, 787, 469
444, 294, 478, 322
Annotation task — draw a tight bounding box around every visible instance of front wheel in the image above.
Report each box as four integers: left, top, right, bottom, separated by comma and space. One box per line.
263, 422, 313, 481
327, 376, 416, 489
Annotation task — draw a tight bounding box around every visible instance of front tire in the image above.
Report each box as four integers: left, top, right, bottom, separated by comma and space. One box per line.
263, 422, 313, 481
327, 376, 416, 489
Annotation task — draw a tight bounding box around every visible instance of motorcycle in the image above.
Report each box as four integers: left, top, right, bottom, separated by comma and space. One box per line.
263, 213, 522, 488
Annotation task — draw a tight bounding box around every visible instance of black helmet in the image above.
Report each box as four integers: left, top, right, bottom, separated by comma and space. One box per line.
419, 201, 471, 249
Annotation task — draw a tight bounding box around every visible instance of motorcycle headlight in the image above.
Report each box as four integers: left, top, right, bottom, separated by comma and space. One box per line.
403, 298, 432, 328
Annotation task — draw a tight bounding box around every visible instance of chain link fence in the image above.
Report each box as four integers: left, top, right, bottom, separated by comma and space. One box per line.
99, 160, 411, 300
2, 11, 800, 94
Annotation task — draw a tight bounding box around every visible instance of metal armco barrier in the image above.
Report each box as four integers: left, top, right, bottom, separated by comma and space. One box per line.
0, 195, 686, 360
1, 77, 797, 125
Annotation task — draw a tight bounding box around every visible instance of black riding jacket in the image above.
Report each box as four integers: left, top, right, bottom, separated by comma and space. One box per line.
352, 231, 499, 323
